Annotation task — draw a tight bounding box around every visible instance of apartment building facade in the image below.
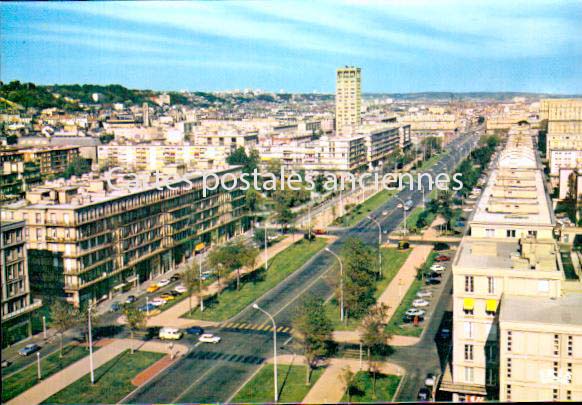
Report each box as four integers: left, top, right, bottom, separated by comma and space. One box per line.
335, 66, 362, 135
1, 220, 42, 346
441, 124, 582, 401
1, 167, 250, 307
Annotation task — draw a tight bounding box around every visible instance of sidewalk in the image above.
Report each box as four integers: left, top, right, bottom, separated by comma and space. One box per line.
265, 355, 404, 404
141, 233, 304, 328
6, 339, 187, 405
332, 244, 433, 346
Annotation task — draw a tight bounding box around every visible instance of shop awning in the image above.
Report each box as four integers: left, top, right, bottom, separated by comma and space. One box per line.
486, 299, 498, 313
463, 298, 475, 311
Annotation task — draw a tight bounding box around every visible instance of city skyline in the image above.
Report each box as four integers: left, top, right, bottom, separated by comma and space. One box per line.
1, 0, 581, 94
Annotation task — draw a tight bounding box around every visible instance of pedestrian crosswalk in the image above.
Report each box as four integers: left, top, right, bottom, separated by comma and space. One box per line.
219, 321, 293, 334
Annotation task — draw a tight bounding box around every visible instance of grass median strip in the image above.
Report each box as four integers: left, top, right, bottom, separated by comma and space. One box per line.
2, 344, 98, 402
341, 372, 401, 402
233, 364, 324, 403
333, 189, 397, 228
184, 238, 327, 321
42, 350, 164, 404
326, 247, 411, 331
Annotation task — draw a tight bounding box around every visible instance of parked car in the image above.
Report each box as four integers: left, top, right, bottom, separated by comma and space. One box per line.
18, 343, 41, 356
185, 326, 205, 335
157, 279, 170, 287
174, 285, 187, 293
125, 295, 137, 304
139, 303, 157, 312
412, 299, 430, 308
382, 210, 389, 216
428, 271, 442, 279
159, 293, 175, 302
435, 255, 450, 262
146, 284, 160, 293
159, 327, 183, 340
416, 289, 433, 298
398, 241, 410, 250
425, 277, 441, 285
110, 302, 121, 312
1, 359, 11, 368
150, 298, 166, 307
168, 290, 182, 297
430, 264, 446, 272
405, 308, 425, 317
417, 387, 431, 401
402, 313, 425, 323
199, 333, 221, 344
170, 274, 181, 282
425, 373, 436, 386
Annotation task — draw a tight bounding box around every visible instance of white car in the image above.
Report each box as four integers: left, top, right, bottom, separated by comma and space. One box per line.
416, 290, 433, 298
198, 333, 221, 344
405, 308, 425, 317
150, 298, 166, 307
174, 285, 187, 293
425, 373, 436, 387
412, 299, 430, 308
157, 279, 170, 287
430, 264, 446, 272
382, 211, 389, 216
159, 327, 183, 340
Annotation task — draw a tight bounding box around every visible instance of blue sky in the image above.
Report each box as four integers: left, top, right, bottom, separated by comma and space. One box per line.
1, 1, 581, 93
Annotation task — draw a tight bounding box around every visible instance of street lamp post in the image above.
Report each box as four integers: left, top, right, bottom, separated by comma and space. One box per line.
367, 216, 383, 277
88, 304, 95, 385
199, 253, 204, 312
264, 223, 268, 271
324, 247, 344, 321
252, 303, 278, 402
36, 352, 41, 380
145, 296, 150, 317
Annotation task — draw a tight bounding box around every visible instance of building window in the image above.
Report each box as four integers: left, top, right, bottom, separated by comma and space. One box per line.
465, 344, 474, 361
507, 358, 512, 378
488, 276, 495, 294
554, 335, 560, 356
506, 229, 516, 237
465, 276, 474, 293
507, 331, 512, 352
554, 361, 559, 380
567, 391, 572, 401
465, 367, 474, 382
485, 228, 495, 237
464, 322, 473, 339
506, 384, 512, 400
568, 335, 573, 357
487, 368, 497, 385
553, 388, 559, 401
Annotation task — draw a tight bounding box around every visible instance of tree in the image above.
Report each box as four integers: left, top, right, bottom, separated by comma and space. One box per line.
226, 147, 259, 174
123, 305, 146, 354
359, 303, 392, 397
183, 260, 203, 313
63, 156, 90, 179
50, 301, 75, 358
274, 203, 295, 233
208, 241, 259, 290
76, 303, 99, 349
340, 366, 361, 403
340, 238, 376, 320
292, 295, 333, 385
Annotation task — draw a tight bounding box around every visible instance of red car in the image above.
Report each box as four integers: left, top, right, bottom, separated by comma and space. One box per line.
435, 255, 450, 262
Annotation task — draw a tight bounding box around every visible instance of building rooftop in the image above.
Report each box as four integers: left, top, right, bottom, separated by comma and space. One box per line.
500, 293, 582, 327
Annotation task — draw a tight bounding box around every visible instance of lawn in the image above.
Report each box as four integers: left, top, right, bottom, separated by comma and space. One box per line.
333, 189, 397, 228
43, 350, 163, 404
326, 248, 411, 331
341, 371, 401, 402
1, 344, 97, 402
184, 238, 327, 321
385, 252, 438, 337
233, 364, 324, 403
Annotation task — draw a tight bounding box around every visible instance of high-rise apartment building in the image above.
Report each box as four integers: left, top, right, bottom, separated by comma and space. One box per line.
1, 167, 250, 307
1, 220, 42, 345
441, 123, 582, 401
335, 66, 361, 135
